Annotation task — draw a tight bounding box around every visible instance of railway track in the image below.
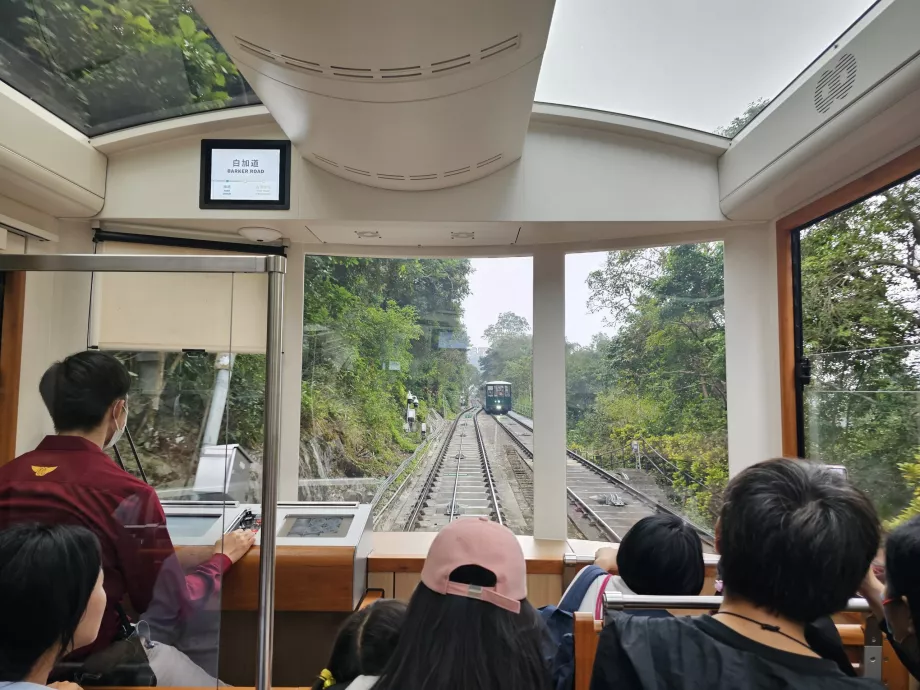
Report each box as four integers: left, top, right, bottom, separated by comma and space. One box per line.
495, 412, 714, 548
403, 407, 503, 531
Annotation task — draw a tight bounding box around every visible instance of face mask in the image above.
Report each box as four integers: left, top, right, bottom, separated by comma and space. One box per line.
105, 402, 128, 450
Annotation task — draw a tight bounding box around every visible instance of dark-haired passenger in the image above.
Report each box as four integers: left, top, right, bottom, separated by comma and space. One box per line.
370, 517, 551, 690
590, 458, 883, 689
0, 523, 106, 689
861, 515, 920, 681
563, 514, 705, 615
312, 599, 406, 690
0, 350, 255, 685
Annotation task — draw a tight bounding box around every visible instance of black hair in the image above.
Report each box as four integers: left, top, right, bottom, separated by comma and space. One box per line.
617, 514, 705, 595
374, 566, 551, 690
718, 458, 880, 623
0, 523, 102, 681
312, 599, 407, 690
39, 351, 130, 433
885, 516, 920, 634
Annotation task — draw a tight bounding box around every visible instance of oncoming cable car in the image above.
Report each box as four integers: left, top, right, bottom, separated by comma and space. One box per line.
481, 380, 512, 414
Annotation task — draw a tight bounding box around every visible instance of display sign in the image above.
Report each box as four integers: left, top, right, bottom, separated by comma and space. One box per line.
199, 139, 291, 210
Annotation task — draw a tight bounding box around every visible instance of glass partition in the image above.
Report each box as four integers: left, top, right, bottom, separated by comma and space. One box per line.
564, 244, 726, 543
798, 172, 920, 525
0, 256, 280, 690
302, 254, 535, 534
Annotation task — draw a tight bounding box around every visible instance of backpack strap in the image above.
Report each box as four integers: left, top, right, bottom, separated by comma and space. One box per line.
594, 574, 613, 620
559, 565, 609, 613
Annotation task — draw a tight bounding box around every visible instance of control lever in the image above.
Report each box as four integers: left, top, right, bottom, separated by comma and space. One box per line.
238, 509, 262, 533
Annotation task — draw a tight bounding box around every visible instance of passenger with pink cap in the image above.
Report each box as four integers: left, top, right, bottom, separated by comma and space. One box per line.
356, 517, 551, 690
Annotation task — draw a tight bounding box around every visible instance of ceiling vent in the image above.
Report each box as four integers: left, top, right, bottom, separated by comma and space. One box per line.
355, 230, 381, 239
235, 34, 520, 82
451, 231, 475, 240
309, 152, 503, 188
814, 53, 858, 114
194, 0, 556, 190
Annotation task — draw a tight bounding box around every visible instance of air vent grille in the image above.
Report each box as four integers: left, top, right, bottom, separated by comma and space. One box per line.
312, 153, 503, 182
814, 53, 857, 114
235, 35, 520, 82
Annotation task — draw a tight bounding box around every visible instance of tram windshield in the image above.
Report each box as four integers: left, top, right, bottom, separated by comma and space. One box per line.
302, 254, 534, 534
564, 244, 726, 542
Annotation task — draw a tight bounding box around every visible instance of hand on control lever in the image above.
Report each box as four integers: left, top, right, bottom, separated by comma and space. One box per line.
49, 682, 84, 690
215, 528, 257, 565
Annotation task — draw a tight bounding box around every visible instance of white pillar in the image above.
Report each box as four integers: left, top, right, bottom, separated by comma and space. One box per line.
532, 247, 567, 540
278, 244, 305, 500
724, 224, 783, 476
201, 353, 234, 447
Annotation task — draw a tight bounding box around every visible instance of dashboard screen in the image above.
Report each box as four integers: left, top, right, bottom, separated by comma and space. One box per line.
280, 515, 353, 538
200, 139, 291, 210
167, 514, 220, 538
210, 148, 281, 202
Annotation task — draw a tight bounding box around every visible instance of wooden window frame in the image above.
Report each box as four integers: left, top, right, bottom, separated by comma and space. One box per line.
0, 271, 26, 465
776, 144, 920, 457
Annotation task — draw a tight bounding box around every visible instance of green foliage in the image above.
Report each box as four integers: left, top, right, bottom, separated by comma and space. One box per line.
1, 0, 254, 133
714, 98, 770, 138
801, 178, 920, 521
568, 177, 920, 526
567, 242, 728, 527
301, 256, 475, 478
479, 312, 533, 410
113, 351, 265, 487
890, 456, 920, 529
644, 433, 728, 524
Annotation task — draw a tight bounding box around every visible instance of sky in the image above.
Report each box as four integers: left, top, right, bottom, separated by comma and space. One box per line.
462, 253, 613, 348
535, 0, 878, 133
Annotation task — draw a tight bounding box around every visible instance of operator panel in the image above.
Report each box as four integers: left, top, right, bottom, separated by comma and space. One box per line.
161, 501, 248, 546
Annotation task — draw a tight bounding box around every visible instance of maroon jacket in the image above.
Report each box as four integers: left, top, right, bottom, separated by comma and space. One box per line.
0, 436, 231, 656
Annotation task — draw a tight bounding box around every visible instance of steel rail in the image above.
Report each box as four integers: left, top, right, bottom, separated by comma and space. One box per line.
491, 414, 621, 542
373, 421, 448, 527
505, 414, 714, 544
473, 409, 504, 526
403, 407, 471, 531
447, 426, 465, 524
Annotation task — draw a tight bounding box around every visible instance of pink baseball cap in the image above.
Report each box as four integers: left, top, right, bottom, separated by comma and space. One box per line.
420, 517, 527, 613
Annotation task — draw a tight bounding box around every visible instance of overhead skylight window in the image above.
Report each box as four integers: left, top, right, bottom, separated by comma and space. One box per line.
0, 0, 260, 136
536, 0, 880, 136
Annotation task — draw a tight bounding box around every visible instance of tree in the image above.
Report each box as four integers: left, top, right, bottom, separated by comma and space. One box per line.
478, 312, 534, 412
714, 98, 770, 138
800, 176, 920, 521
567, 242, 728, 527
1, 0, 255, 134
300, 256, 475, 478
483, 312, 531, 343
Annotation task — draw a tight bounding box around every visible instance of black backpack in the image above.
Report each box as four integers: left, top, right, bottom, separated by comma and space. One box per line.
539, 565, 609, 690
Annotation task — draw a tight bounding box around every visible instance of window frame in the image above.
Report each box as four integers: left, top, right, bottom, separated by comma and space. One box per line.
776, 144, 920, 457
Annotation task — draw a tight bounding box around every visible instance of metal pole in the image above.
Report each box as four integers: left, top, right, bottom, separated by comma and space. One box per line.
862, 615, 883, 681
603, 591, 873, 613
256, 263, 285, 690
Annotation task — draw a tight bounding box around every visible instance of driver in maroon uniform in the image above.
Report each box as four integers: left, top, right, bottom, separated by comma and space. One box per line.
0, 350, 255, 684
